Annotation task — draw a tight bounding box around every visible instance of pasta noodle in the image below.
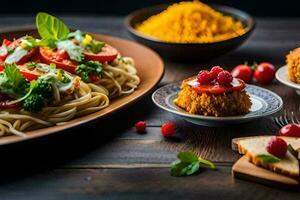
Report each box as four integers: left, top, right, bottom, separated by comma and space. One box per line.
0, 56, 140, 137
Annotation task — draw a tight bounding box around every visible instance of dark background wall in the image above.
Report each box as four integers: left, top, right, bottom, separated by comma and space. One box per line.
2, 0, 300, 17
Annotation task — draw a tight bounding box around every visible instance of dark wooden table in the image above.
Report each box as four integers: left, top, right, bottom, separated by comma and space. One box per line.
0, 15, 299, 200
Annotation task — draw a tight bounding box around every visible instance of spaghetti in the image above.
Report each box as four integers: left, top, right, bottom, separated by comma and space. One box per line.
0, 56, 139, 136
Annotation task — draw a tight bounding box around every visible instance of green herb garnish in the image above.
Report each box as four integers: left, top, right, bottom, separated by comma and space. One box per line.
36, 12, 70, 42
27, 62, 37, 69
87, 40, 105, 54
0, 63, 27, 98
256, 154, 281, 163
171, 151, 216, 177
75, 61, 102, 82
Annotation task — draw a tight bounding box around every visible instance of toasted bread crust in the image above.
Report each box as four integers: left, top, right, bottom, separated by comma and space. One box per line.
237, 143, 299, 178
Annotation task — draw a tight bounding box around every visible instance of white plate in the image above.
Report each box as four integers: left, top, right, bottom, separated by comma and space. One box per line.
276, 65, 300, 96
152, 83, 283, 127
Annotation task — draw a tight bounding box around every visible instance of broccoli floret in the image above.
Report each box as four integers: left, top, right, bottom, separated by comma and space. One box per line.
22, 94, 45, 112
34, 78, 53, 98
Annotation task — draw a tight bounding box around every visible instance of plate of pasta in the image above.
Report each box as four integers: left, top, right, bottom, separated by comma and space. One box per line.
0, 13, 164, 145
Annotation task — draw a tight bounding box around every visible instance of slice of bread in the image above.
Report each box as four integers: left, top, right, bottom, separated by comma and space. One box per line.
232, 136, 300, 178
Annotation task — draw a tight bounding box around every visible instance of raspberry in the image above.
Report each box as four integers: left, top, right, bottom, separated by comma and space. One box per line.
197, 70, 213, 85
210, 66, 223, 80
266, 136, 287, 158
135, 121, 147, 133
217, 70, 233, 86
161, 122, 176, 137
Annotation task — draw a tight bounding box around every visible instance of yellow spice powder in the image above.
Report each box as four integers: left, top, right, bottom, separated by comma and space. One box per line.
136, 1, 247, 43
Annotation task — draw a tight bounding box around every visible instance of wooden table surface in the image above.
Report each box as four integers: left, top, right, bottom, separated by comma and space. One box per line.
0, 15, 299, 200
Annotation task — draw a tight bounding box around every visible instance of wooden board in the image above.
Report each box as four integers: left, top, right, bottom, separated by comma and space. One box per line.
232, 156, 299, 187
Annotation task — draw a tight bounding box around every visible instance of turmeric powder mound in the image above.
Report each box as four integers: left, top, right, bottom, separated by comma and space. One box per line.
136, 1, 247, 43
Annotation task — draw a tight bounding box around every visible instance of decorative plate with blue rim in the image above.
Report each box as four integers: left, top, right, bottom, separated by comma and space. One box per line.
152, 82, 283, 127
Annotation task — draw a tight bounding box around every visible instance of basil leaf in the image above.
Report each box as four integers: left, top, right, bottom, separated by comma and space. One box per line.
257, 154, 281, 163
177, 151, 199, 163
170, 151, 216, 177
36, 12, 70, 41
57, 40, 83, 62
38, 38, 57, 48
198, 158, 216, 170
288, 144, 298, 159
171, 160, 200, 177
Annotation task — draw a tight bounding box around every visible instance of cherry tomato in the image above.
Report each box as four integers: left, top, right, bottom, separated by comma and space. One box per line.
6, 38, 38, 65
254, 62, 276, 84
89, 74, 101, 82
39, 47, 77, 74
231, 64, 253, 83
17, 63, 49, 81
266, 136, 287, 158
84, 44, 118, 63
279, 124, 300, 137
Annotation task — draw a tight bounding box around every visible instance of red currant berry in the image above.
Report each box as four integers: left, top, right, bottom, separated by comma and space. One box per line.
210, 66, 224, 80
135, 121, 147, 133
161, 122, 176, 137
266, 136, 287, 158
197, 70, 213, 85
217, 70, 233, 86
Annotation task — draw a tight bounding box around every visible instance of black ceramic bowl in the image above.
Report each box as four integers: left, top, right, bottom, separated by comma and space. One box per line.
125, 4, 255, 61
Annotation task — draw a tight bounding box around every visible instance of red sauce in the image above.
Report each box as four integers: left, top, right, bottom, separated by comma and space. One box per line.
185, 77, 246, 94
0, 93, 19, 109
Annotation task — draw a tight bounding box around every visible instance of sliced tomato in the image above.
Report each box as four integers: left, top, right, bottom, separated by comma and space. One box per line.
39, 47, 77, 74
83, 44, 118, 63
6, 39, 21, 49
2, 39, 12, 46
0, 39, 11, 61
0, 49, 8, 61
0, 62, 4, 72
56, 49, 70, 61
6, 38, 38, 65
17, 63, 48, 81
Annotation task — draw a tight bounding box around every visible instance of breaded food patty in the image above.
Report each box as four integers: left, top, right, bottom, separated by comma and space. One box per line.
174, 81, 252, 117
286, 48, 300, 84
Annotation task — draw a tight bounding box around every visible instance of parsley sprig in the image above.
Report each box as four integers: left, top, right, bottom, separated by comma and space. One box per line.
75, 61, 102, 82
